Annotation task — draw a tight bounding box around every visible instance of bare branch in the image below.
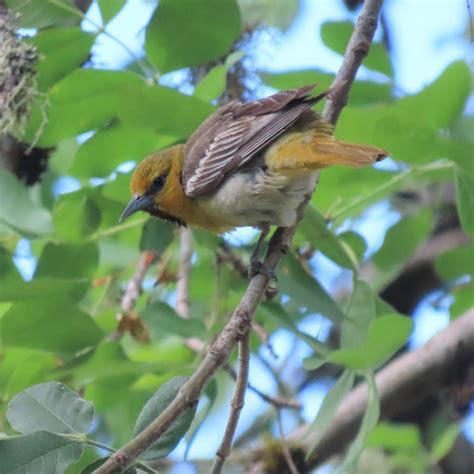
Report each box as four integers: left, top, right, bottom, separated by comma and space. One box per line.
176, 228, 193, 318
300, 309, 474, 468
212, 333, 250, 473
95, 1, 383, 471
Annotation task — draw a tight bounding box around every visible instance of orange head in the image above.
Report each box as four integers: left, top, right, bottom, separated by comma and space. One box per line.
120, 144, 186, 224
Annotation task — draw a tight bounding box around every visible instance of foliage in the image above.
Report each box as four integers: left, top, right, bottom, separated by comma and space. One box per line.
0, 1, 472, 473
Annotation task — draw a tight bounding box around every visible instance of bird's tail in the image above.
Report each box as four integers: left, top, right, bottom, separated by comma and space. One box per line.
267, 122, 387, 172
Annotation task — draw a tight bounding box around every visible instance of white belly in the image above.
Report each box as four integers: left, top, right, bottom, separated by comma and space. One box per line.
197, 165, 319, 228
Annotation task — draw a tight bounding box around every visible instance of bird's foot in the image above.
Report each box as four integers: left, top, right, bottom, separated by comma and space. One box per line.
248, 258, 277, 281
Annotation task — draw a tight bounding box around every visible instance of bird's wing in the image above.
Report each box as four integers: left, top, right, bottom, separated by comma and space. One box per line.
183, 84, 326, 197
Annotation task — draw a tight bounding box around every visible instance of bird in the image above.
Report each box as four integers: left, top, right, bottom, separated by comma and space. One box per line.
120, 84, 387, 277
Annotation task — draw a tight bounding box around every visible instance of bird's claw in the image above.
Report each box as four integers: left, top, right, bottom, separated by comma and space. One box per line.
248, 259, 277, 281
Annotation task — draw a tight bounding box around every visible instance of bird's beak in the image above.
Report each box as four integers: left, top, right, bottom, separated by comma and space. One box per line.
119, 194, 154, 223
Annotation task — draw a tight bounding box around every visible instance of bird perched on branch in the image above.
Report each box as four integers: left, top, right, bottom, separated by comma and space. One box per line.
121, 84, 387, 276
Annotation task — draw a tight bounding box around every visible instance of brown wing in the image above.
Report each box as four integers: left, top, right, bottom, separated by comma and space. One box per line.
183, 84, 328, 197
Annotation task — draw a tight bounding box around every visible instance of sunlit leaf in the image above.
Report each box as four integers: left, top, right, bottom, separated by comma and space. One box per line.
329, 314, 413, 370
29, 28, 95, 91
146, 0, 241, 73
1, 301, 104, 353
98, 0, 127, 23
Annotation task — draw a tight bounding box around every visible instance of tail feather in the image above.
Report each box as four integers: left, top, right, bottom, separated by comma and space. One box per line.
266, 123, 388, 172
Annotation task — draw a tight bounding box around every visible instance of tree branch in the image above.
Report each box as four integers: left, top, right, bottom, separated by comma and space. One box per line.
301, 309, 474, 468
212, 333, 250, 473
95, 1, 383, 471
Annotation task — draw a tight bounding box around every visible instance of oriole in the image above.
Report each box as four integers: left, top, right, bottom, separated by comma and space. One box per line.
121, 85, 386, 274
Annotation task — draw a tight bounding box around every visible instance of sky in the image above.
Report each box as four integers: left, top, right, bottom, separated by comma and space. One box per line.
13, 0, 474, 468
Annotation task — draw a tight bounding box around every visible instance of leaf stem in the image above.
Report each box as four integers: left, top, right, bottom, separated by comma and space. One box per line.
87, 217, 148, 241
330, 160, 454, 222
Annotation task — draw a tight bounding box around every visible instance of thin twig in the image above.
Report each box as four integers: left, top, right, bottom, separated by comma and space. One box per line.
176, 228, 193, 318
223, 364, 301, 410
467, 0, 473, 43
95, 1, 383, 470
187, 338, 301, 410
211, 333, 250, 473
277, 409, 299, 474
253, 322, 278, 359
109, 250, 155, 341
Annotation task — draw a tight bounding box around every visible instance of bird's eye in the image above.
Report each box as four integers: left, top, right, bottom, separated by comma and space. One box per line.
151, 175, 166, 192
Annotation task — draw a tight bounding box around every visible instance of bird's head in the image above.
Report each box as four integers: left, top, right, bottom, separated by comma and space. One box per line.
119, 145, 184, 223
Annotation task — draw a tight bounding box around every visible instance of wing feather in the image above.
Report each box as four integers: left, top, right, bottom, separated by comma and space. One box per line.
183, 84, 326, 197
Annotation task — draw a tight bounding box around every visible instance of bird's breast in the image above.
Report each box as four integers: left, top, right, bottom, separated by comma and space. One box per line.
196, 162, 319, 230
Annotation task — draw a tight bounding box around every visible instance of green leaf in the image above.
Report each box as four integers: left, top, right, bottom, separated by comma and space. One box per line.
450, 283, 474, 319
278, 253, 344, 323
29, 28, 95, 92
5, 0, 82, 29
367, 423, 422, 451
329, 314, 413, 370
321, 21, 392, 76
140, 219, 175, 253
373, 210, 432, 286
340, 372, 380, 470
261, 70, 392, 104
298, 206, 359, 271
194, 51, 244, 102
259, 302, 329, 356
0, 169, 52, 236
338, 231, 367, 262
435, 243, 473, 280
7, 382, 94, 435
145, 0, 241, 73
116, 82, 216, 137
398, 61, 471, 130
35, 242, 99, 280
455, 166, 474, 237
306, 370, 355, 459
71, 126, 177, 178
237, 0, 299, 31
98, 0, 127, 23
53, 191, 101, 243
0, 349, 56, 401
430, 423, 460, 463
1, 301, 104, 353
141, 301, 208, 340
132, 376, 197, 460
23, 69, 143, 146
0, 278, 89, 302
0, 431, 82, 474
341, 280, 377, 349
